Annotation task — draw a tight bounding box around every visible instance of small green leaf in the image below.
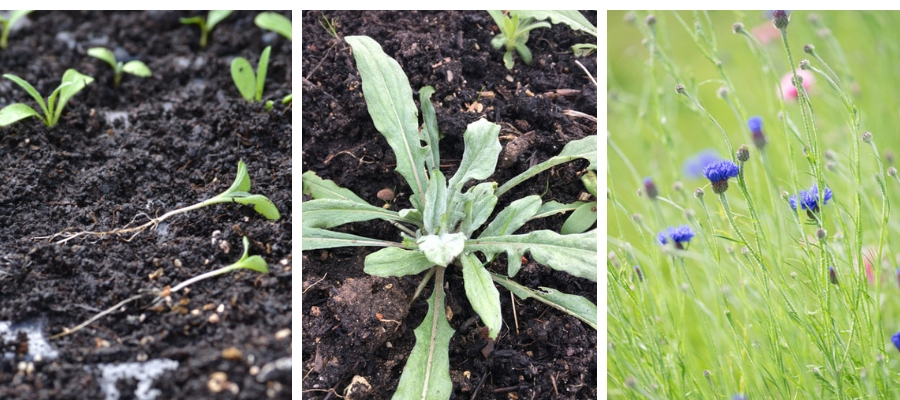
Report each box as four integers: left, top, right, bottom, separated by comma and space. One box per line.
467, 230, 597, 281
502, 50, 514, 69
515, 43, 532, 64
232, 236, 269, 273
393, 268, 453, 400
530, 200, 585, 221
572, 43, 597, 57
560, 201, 596, 235
301, 170, 367, 203
417, 232, 465, 267
447, 119, 502, 190
3, 74, 49, 118
87, 47, 119, 71
459, 182, 498, 237
0, 103, 41, 126
207, 10, 232, 31
512, 10, 597, 37
256, 46, 271, 101
479, 195, 541, 239
122, 60, 152, 77
0, 10, 31, 49
714, 234, 746, 244
491, 273, 596, 329
54, 69, 94, 126
497, 135, 596, 197
231, 194, 281, 220
254, 12, 291, 41
418, 86, 441, 172
423, 169, 448, 234
302, 199, 409, 228
461, 253, 502, 339
365, 247, 434, 277
302, 227, 401, 250
282, 93, 292, 104
581, 170, 597, 196
179, 16, 204, 26
231, 57, 256, 101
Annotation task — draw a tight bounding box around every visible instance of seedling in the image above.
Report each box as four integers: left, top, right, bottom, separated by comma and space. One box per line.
231, 46, 271, 103
254, 12, 291, 41
87, 47, 152, 87
39, 160, 280, 243
302, 36, 597, 399
50, 236, 268, 340
0, 10, 31, 49
487, 10, 550, 69
0, 69, 94, 128
319, 14, 340, 40
180, 10, 232, 47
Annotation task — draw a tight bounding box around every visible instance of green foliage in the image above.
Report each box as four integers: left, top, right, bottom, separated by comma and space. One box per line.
302, 35, 596, 399
512, 10, 597, 56
318, 14, 339, 40
203, 159, 280, 220
560, 170, 597, 234
230, 46, 271, 102
254, 12, 291, 41
487, 10, 550, 69
0, 69, 94, 128
87, 47, 152, 87
179, 10, 232, 47
0, 10, 31, 49
167, 236, 269, 295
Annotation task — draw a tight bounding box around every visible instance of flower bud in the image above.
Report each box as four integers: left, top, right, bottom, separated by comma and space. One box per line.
862, 131, 873, 143
829, 266, 839, 285
737, 144, 750, 162
799, 59, 811, 70
889, 167, 897, 178
732, 22, 744, 34
694, 188, 704, 199
772, 10, 790, 29
634, 265, 644, 282
816, 228, 827, 240
825, 149, 837, 160
673, 181, 684, 192
645, 15, 656, 27
632, 213, 642, 223
643, 177, 659, 199
675, 84, 686, 94
717, 86, 729, 99
885, 150, 895, 165
804, 43, 815, 54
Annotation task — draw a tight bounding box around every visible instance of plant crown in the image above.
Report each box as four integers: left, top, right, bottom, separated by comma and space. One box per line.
301, 35, 596, 399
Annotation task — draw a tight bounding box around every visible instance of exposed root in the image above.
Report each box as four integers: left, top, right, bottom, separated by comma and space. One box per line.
49, 292, 151, 340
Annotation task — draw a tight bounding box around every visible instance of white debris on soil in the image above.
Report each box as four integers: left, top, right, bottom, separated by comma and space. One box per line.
0, 319, 59, 361
88, 358, 178, 400
102, 110, 130, 131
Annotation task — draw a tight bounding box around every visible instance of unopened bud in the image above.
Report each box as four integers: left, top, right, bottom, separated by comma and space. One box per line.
634, 266, 644, 282
826, 161, 836, 172
737, 144, 750, 162
632, 213, 642, 223
643, 177, 658, 199
732, 22, 744, 34
675, 84, 686, 95
825, 149, 837, 160
772, 10, 790, 29
799, 59, 811, 70
704, 370, 711, 379
885, 150, 895, 165
673, 181, 684, 192
829, 266, 839, 285
781, 191, 790, 200
816, 228, 827, 240
804, 43, 815, 54
741, 247, 750, 256
717, 86, 729, 99
890, 167, 898, 177
726, 246, 734, 254
645, 15, 656, 27
694, 188, 704, 199
862, 131, 873, 143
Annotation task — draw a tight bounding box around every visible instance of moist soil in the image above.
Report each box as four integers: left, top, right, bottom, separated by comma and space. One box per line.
301, 11, 597, 399
0, 11, 292, 399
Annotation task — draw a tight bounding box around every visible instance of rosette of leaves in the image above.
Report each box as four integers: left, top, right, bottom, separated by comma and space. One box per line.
302, 35, 597, 399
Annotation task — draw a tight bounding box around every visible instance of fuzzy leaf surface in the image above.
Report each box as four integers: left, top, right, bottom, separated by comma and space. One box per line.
447, 118, 501, 190
365, 247, 434, 277
467, 230, 597, 280
417, 232, 465, 267
302, 199, 409, 228
478, 195, 541, 239
346, 35, 428, 206
302, 227, 401, 250
512, 10, 597, 37
461, 253, 501, 339
301, 171, 368, 203
419, 86, 441, 172
560, 201, 597, 234
491, 273, 597, 329
497, 135, 596, 197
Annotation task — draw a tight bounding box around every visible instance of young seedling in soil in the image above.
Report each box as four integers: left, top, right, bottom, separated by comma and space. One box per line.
180, 10, 232, 48
254, 12, 291, 41
0, 10, 31, 49
50, 236, 268, 340
487, 10, 550, 69
39, 160, 280, 244
231, 46, 271, 105
511, 10, 598, 56
87, 47, 152, 87
0, 69, 94, 128
302, 35, 597, 399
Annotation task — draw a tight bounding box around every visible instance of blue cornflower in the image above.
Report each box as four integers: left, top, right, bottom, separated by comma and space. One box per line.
703, 160, 740, 194
892, 332, 900, 353
683, 149, 722, 179
732, 395, 748, 400
747, 116, 767, 150
789, 184, 833, 214
658, 225, 695, 250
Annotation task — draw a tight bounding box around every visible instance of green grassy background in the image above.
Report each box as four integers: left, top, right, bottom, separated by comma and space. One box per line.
607, 10, 900, 398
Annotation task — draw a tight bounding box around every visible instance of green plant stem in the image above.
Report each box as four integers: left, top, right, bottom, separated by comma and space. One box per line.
718, 192, 764, 270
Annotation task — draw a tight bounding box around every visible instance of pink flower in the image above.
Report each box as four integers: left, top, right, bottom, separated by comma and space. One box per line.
751, 23, 780, 45
779, 70, 815, 101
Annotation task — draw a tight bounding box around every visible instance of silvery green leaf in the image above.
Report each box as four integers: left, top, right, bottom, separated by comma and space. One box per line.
461, 253, 501, 339
459, 182, 498, 237
560, 201, 596, 234
346, 36, 429, 206
301, 227, 401, 250
491, 273, 597, 329
496, 135, 596, 197
302, 199, 411, 228
466, 230, 596, 281
530, 200, 585, 221
447, 119, 502, 190
512, 10, 597, 37
423, 169, 448, 234
393, 268, 453, 400
399, 208, 423, 226
365, 247, 434, 277
478, 195, 541, 239
301, 171, 368, 203
419, 86, 441, 172
417, 232, 465, 267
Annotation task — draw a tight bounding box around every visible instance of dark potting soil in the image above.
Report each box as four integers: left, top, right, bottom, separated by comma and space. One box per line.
301, 11, 597, 399
0, 11, 292, 399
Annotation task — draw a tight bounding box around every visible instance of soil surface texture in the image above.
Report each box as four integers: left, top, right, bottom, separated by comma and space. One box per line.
0, 11, 292, 400
301, 10, 597, 399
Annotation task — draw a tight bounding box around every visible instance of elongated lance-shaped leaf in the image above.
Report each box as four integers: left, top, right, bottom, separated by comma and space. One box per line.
302, 199, 412, 228
491, 273, 597, 329
419, 86, 441, 172
254, 12, 292, 41
561, 201, 596, 234
423, 169, 448, 234
512, 10, 597, 37
496, 135, 596, 197
459, 182, 498, 237
227, 194, 281, 220
346, 36, 429, 207
301, 171, 368, 203
478, 195, 541, 239
0, 103, 41, 126
461, 253, 502, 339
447, 118, 502, 190
3, 74, 49, 119
207, 10, 232, 31
530, 200, 585, 221
54, 69, 94, 126
466, 230, 597, 281
393, 267, 453, 400
303, 227, 402, 250
365, 247, 434, 277
255, 46, 271, 101
87, 47, 119, 71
